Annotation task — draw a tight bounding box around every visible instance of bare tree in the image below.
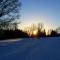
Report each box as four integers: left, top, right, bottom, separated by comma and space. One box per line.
37, 23, 43, 32
56, 27, 60, 34
37, 23, 44, 37
0, 0, 21, 30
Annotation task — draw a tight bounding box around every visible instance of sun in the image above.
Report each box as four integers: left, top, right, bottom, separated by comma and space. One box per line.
33, 30, 37, 35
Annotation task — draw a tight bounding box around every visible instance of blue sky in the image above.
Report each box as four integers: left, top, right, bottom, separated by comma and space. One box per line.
19, 0, 60, 31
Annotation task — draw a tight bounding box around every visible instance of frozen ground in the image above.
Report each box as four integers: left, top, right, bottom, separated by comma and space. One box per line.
0, 37, 60, 60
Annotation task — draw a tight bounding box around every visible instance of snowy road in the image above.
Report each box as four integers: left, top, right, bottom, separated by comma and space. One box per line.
0, 37, 60, 60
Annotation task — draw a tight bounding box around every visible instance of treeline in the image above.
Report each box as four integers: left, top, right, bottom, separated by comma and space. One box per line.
25, 23, 60, 38
0, 22, 60, 40
47, 30, 60, 37
38, 28, 60, 37
0, 29, 29, 40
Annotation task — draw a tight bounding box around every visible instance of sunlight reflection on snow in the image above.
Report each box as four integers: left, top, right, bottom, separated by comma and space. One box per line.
0, 38, 22, 43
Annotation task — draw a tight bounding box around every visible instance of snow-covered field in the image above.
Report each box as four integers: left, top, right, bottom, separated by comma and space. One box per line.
0, 37, 60, 60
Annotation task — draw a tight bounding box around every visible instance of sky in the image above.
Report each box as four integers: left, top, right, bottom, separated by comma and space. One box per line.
19, 0, 60, 31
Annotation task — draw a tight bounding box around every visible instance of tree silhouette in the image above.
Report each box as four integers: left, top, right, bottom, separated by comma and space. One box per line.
37, 23, 44, 37
56, 27, 60, 34
50, 30, 58, 37
0, 0, 21, 30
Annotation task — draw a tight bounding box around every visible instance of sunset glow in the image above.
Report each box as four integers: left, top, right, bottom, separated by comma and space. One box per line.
33, 30, 38, 35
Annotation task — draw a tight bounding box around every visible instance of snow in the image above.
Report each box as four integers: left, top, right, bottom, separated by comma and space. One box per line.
0, 37, 60, 60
